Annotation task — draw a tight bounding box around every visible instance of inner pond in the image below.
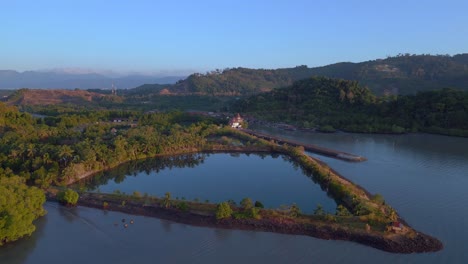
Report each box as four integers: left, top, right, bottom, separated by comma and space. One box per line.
75, 153, 337, 213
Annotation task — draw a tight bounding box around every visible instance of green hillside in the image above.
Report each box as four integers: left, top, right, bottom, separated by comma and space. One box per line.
311, 54, 468, 95
162, 67, 299, 95
131, 54, 468, 96
231, 77, 468, 136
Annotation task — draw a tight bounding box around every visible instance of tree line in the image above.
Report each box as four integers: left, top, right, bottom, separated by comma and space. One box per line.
231, 77, 468, 136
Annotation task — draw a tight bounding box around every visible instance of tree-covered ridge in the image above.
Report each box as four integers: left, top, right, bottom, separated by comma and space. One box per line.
306, 54, 468, 95
231, 77, 468, 136
130, 54, 468, 96
132, 66, 313, 96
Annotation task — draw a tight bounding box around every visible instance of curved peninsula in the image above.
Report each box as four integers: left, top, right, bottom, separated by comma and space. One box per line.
53, 128, 442, 254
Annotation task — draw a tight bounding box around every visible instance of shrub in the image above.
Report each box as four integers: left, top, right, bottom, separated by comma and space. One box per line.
240, 197, 253, 210
250, 207, 261, 219
57, 189, 79, 206
290, 203, 301, 217
314, 204, 325, 216
336, 204, 352, 216
254, 201, 264, 208
216, 202, 233, 220
371, 193, 385, 205
325, 214, 337, 222
176, 202, 188, 211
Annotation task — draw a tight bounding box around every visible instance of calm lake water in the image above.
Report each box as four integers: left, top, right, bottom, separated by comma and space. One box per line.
77, 153, 336, 213
2, 128, 468, 263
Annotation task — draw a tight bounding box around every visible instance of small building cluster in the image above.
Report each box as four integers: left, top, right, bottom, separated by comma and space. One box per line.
229, 113, 244, 128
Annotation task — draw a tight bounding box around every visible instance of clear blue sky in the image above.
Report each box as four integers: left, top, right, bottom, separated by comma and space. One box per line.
2, 0, 468, 74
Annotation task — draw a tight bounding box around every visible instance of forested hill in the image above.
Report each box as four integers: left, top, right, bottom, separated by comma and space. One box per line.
310, 54, 468, 95
132, 54, 468, 96
132, 66, 313, 96
231, 77, 468, 136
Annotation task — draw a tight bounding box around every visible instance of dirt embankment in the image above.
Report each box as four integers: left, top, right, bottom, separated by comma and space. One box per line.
50, 192, 442, 254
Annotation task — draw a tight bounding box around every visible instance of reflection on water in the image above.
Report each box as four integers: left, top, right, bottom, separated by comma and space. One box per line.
2, 130, 468, 263
76, 153, 208, 189
75, 153, 337, 213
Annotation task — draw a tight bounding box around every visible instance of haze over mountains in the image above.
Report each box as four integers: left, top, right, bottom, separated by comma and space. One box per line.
2, 54, 468, 95
0, 69, 185, 90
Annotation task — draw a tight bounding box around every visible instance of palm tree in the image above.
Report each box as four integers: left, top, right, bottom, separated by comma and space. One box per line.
58, 145, 74, 167
163, 192, 171, 208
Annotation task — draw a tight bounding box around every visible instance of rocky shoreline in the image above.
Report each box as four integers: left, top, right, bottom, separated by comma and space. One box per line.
51, 193, 443, 254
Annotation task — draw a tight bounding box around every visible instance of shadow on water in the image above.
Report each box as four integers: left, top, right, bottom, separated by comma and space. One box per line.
161, 220, 173, 233
58, 205, 79, 223
74, 152, 290, 193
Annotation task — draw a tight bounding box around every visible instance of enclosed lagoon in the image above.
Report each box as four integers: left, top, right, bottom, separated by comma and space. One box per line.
3, 131, 468, 263
75, 153, 337, 213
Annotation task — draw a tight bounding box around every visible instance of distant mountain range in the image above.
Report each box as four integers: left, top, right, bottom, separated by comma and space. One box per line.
3, 53, 468, 94
133, 53, 468, 96
0, 70, 185, 89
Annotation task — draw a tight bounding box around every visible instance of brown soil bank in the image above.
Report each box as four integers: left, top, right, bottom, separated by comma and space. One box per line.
53, 193, 442, 254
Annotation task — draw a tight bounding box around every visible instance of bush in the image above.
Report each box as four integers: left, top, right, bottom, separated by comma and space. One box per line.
254, 201, 264, 208
240, 197, 253, 210
325, 214, 337, 222
336, 204, 352, 216
314, 204, 325, 216
250, 207, 261, 219
57, 189, 79, 206
216, 202, 233, 220
176, 202, 188, 211
371, 194, 385, 205
290, 204, 301, 217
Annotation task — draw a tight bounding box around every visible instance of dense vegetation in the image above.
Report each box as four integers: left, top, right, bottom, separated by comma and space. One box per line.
231, 77, 468, 136
129, 65, 325, 96
5, 54, 468, 116
0, 176, 46, 245
0, 100, 443, 249
0, 104, 224, 188
0, 102, 224, 244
